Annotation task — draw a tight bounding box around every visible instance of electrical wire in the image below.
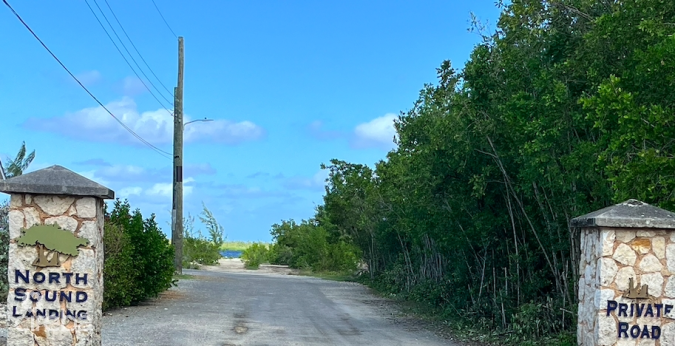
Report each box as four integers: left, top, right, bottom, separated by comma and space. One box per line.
84, 0, 174, 116
2, 0, 172, 158
150, 0, 177, 38
103, 0, 174, 96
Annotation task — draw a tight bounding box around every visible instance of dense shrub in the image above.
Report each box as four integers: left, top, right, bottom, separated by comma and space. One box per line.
105, 199, 174, 308
0, 198, 174, 310
182, 204, 225, 268
267, 219, 360, 272
182, 215, 220, 267
102, 222, 134, 310
290, 2, 675, 343
240, 242, 269, 269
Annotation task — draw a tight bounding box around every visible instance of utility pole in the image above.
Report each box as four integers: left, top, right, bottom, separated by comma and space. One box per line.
172, 36, 184, 274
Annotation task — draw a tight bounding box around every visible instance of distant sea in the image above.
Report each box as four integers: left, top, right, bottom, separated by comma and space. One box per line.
220, 250, 242, 258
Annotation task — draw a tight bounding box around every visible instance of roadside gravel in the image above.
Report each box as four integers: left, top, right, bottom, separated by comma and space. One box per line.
0, 260, 462, 345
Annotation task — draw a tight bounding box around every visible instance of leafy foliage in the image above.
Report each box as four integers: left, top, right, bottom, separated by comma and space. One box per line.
106, 199, 175, 307
240, 242, 269, 269
3, 141, 35, 178
267, 219, 360, 272
199, 202, 225, 248
0, 198, 174, 311
281, 1, 675, 343
182, 204, 226, 267
102, 222, 134, 310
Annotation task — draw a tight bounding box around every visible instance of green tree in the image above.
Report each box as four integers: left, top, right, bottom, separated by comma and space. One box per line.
182, 203, 226, 267
4, 142, 35, 178
277, 1, 675, 344
199, 202, 226, 248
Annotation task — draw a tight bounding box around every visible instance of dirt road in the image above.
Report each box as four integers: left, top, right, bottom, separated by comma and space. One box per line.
101, 260, 457, 346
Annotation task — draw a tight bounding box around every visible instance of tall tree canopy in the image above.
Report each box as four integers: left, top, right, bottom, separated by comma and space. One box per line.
299, 0, 675, 342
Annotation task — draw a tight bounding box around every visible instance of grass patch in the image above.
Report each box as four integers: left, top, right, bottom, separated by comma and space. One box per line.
220, 241, 269, 251
301, 270, 356, 282
354, 277, 574, 346
173, 274, 196, 280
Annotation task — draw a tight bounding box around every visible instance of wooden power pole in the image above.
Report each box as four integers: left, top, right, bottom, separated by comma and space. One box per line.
172, 36, 184, 274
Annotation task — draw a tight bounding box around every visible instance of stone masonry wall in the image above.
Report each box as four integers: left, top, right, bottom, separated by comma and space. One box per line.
578, 228, 602, 345
7, 194, 103, 346
579, 227, 675, 346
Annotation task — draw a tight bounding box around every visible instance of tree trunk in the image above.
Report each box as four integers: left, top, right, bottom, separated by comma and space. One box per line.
32, 244, 60, 267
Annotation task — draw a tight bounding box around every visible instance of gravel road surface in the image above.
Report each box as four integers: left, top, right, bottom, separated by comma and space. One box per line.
101, 267, 456, 346
0, 261, 458, 345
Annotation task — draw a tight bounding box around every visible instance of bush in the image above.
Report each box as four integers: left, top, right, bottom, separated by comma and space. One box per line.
0, 198, 174, 310
268, 244, 293, 265
267, 219, 360, 273
183, 215, 221, 267
182, 204, 225, 267
241, 242, 269, 269
102, 222, 134, 310
105, 199, 174, 308
199, 203, 225, 248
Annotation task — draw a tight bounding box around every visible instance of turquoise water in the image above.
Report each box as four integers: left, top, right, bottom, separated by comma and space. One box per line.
220, 250, 242, 258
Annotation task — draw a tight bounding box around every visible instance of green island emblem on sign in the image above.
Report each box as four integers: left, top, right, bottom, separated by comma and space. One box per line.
16, 224, 89, 268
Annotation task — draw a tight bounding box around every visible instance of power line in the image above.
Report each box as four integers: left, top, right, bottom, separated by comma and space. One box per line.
2, 0, 172, 158
151, 0, 177, 38
103, 0, 174, 96
84, 0, 174, 115
86, 0, 173, 108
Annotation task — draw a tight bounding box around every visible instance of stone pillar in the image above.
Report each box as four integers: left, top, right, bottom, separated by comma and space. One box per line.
572, 199, 675, 346
0, 165, 114, 346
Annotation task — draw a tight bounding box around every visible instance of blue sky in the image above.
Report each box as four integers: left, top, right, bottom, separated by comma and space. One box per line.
1, 0, 501, 241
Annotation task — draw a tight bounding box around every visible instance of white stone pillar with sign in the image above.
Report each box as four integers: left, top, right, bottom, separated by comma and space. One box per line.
0, 165, 114, 346
572, 199, 675, 346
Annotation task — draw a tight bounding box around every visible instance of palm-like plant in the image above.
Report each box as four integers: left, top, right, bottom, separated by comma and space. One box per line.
3, 142, 35, 179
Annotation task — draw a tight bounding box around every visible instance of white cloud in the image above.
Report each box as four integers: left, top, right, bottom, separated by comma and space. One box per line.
184, 120, 264, 145
184, 177, 195, 196
184, 163, 217, 176
24, 97, 264, 146
281, 169, 328, 191
212, 183, 290, 199
145, 177, 194, 198
98, 165, 146, 178
119, 187, 142, 198
145, 183, 172, 198
121, 76, 146, 96
75, 70, 102, 86
353, 113, 398, 150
